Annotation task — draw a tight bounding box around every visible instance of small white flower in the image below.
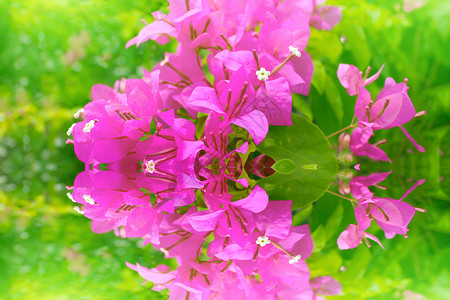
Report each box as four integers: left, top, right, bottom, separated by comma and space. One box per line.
289, 45, 301, 58
67, 192, 76, 203
256, 68, 271, 81
83, 194, 96, 205
289, 254, 302, 264
74, 206, 84, 214
144, 160, 156, 174
66, 123, 76, 136
83, 120, 97, 133
73, 108, 84, 119
256, 235, 271, 247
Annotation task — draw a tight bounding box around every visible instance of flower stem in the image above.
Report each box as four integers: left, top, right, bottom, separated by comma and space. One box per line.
326, 190, 357, 202
326, 124, 357, 139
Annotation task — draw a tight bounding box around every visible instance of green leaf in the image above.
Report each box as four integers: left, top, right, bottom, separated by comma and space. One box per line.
311, 225, 327, 253
311, 60, 326, 95
292, 205, 313, 225
257, 114, 338, 208
325, 202, 344, 240
308, 250, 343, 277
292, 94, 313, 121
272, 159, 297, 174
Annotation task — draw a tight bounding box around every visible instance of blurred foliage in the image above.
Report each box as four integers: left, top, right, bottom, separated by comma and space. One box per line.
0, 0, 449, 299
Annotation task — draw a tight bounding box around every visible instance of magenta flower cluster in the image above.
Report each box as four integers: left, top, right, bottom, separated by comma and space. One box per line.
66, 0, 424, 299
336, 64, 425, 250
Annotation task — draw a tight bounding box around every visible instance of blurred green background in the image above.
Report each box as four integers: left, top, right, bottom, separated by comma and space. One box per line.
0, 0, 449, 299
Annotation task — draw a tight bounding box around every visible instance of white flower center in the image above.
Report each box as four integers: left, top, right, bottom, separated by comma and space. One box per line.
256, 235, 271, 247
256, 68, 270, 81
83, 194, 96, 205
144, 160, 156, 173
289, 254, 302, 264
66, 123, 76, 136
83, 120, 97, 133
288, 45, 301, 58
74, 206, 84, 214
73, 108, 84, 119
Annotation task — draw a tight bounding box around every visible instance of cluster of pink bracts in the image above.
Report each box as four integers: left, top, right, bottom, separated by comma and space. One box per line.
336, 64, 425, 249
66, 0, 424, 299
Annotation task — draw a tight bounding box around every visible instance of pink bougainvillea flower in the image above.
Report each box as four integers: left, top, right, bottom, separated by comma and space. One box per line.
350, 171, 392, 203
339, 179, 425, 249
188, 185, 269, 247
350, 122, 391, 163
188, 66, 269, 144
310, 5, 343, 31
310, 276, 342, 297
354, 78, 425, 152
337, 63, 384, 96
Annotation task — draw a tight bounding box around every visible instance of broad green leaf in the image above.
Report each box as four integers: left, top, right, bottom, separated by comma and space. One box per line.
325, 202, 344, 240
308, 250, 343, 277
272, 159, 297, 174
257, 114, 338, 208
292, 205, 313, 226
292, 94, 313, 121
311, 60, 326, 95
308, 30, 343, 63
311, 225, 327, 253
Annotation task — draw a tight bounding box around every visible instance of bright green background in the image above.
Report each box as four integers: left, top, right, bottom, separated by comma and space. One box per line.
1, 0, 449, 299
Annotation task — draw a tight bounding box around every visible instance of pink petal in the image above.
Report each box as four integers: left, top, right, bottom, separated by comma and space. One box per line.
255, 200, 293, 239
254, 77, 292, 126
188, 86, 223, 113
337, 224, 362, 250
91, 220, 117, 234
126, 79, 157, 119
311, 6, 342, 31
364, 232, 385, 250
355, 86, 372, 121
399, 179, 426, 201
231, 110, 268, 145
188, 210, 224, 232
91, 84, 115, 101
365, 64, 384, 85
136, 21, 176, 46
399, 125, 425, 152
232, 185, 269, 213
